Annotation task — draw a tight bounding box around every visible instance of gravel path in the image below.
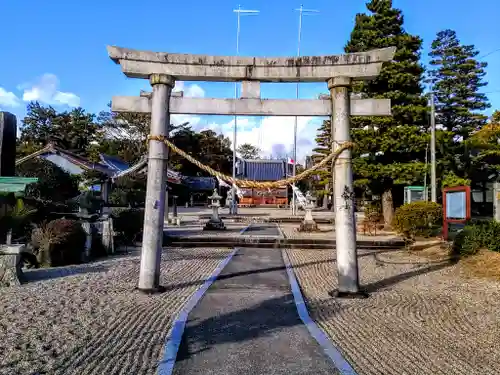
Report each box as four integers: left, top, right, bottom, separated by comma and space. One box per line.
286, 248, 500, 375
173, 247, 339, 375
0, 247, 232, 375
165, 223, 247, 238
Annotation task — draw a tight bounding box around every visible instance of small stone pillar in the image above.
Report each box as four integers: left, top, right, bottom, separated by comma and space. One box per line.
81, 221, 92, 262
0, 112, 17, 177
299, 192, 319, 232
172, 195, 178, 218
204, 189, 226, 230
494, 182, 500, 222
0, 244, 26, 287
101, 217, 115, 254
101, 180, 111, 215
225, 193, 233, 212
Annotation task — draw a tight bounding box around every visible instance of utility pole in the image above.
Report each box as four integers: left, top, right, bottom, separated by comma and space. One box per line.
430, 92, 437, 202
231, 5, 259, 215
292, 4, 319, 215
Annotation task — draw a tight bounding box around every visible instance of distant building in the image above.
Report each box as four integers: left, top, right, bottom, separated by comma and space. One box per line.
15, 143, 130, 201
235, 158, 292, 206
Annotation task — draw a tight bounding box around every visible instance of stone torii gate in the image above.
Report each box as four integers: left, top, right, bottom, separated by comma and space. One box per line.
107, 45, 395, 297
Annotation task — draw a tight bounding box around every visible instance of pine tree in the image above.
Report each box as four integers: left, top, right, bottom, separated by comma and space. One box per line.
20, 102, 98, 158
344, 0, 429, 224
312, 119, 332, 208
427, 29, 491, 185
493, 110, 500, 124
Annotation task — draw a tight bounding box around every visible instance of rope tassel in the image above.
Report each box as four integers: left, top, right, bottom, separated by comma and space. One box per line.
147, 135, 354, 189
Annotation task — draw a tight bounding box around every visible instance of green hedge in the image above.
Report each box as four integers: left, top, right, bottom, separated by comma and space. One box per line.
111, 208, 145, 244
392, 201, 442, 240
452, 220, 500, 256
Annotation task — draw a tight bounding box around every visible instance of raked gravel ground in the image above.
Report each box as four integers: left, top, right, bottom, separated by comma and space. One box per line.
0, 247, 232, 375
278, 223, 402, 242
286, 248, 500, 375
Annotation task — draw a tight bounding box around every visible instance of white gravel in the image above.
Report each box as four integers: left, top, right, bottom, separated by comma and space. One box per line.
0, 247, 232, 375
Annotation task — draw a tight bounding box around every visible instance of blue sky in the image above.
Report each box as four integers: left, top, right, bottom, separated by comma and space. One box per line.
1, 0, 499, 163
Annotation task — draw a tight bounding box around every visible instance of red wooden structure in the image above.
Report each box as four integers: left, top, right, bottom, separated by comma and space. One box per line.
239, 187, 288, 207
442, 185, 471, 240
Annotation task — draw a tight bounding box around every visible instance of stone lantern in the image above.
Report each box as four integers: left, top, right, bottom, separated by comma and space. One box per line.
204, 189, 226, 230
299, 191, 318, 232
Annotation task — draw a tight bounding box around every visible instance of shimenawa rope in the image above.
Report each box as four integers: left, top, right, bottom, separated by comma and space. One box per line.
147, 135, 354, 189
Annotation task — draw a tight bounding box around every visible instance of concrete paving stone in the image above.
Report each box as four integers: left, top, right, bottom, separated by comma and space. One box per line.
173, 247, 341, 375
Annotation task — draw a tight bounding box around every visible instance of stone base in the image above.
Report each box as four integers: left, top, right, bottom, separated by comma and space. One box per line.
298, 220, 319, 232
329, 289, 369, 299
0, 245, 26, 287
203, 219, 226, 231
137, 285, 167, 294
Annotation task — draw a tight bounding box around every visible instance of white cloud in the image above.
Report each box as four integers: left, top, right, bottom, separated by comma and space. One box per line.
169, 81, 323, 164
171, 81, 205, 128
0, 87, 21, 108
19, 73, 80, 107
196, 116, 323, 164
172, 81, 205, 98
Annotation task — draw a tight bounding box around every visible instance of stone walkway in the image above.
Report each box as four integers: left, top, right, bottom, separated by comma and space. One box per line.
0, 248, 232, 375
286, 248, 500, 375
172, 247, 340, 375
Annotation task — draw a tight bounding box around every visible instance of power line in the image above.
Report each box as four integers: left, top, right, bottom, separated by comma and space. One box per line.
479, 48, 500, 60
291, 4, 319, 216
230, 5, 260, 215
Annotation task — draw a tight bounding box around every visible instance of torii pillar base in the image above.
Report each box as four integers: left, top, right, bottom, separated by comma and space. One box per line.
329, 289, 369, 299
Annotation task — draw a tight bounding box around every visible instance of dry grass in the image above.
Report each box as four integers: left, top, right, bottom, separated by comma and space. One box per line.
409, 240, 500, 281
409, 243, 455, 262
459, 249, 500, 281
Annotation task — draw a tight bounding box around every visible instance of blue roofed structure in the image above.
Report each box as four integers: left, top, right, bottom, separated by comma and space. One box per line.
182, 176, 217, 191
99, 154, 130, 174
234, 158, 291, 206
236, 158, 292, 181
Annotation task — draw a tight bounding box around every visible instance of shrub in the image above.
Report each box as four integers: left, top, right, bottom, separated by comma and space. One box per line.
441, 172, 471, 188
31, 218, 86, 266
16, 158, 80, 202
23, 198, 77, 224
452, 220, 500, 256
109, 174, 147, 207
111, 208, 145, 244
364, 201, 382, 223
392, 201, 442, 240
0, 198, 38, 242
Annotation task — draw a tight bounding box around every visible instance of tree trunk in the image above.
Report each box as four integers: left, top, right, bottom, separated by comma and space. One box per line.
322, 183, 329, 209
382, 189, 394, 227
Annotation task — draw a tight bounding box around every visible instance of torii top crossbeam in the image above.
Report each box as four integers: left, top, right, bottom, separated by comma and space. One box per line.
107, 46, 396, 82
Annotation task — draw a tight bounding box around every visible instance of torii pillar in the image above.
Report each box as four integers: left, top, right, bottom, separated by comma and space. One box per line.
328, 77, 365, 298
138, 74, 174, 292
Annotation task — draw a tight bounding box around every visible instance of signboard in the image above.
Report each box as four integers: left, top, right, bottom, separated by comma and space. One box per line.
442, 186, 471, 240
404, 186, 428, 204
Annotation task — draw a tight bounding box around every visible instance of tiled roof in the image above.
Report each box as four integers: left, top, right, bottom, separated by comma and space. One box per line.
15, 143, 113, 175
237, 159, 287, 181
99, 154, 130, 173
112, 155, 182, 184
